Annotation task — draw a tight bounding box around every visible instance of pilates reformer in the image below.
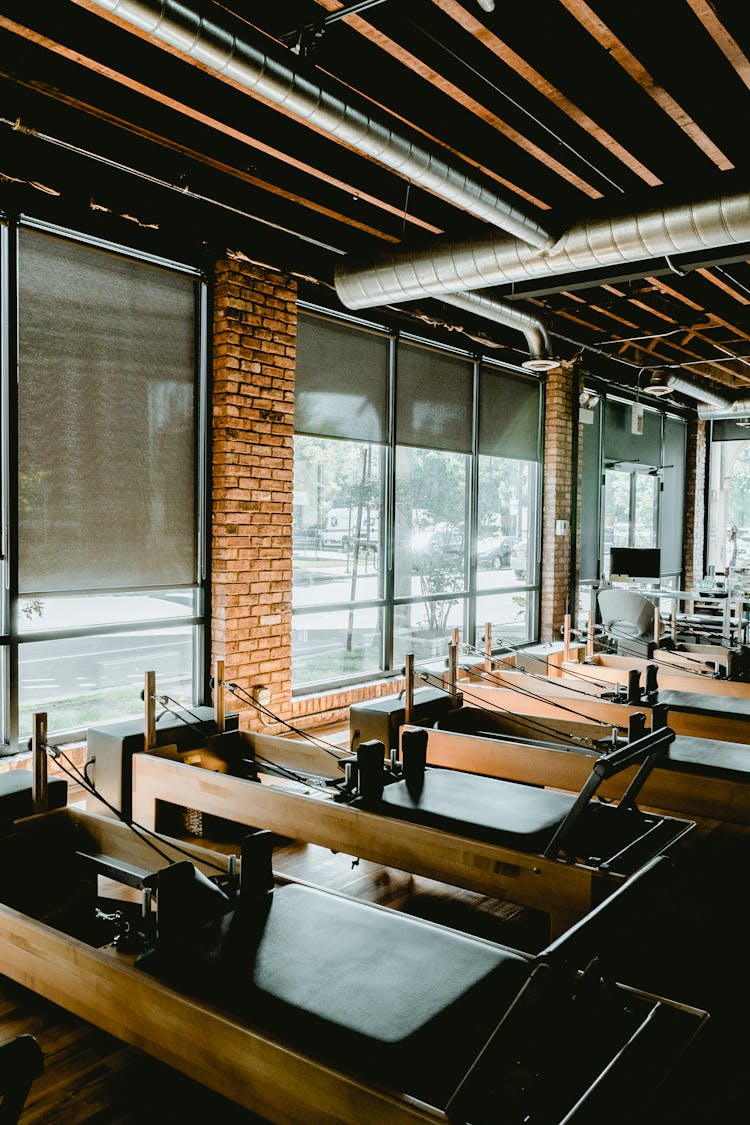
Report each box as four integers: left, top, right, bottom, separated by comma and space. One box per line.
358, 635, 750, 825
124, 669, 695, 941
448, 638, 750, 745
0, 715, 709, 1125
553, 612, 750, 700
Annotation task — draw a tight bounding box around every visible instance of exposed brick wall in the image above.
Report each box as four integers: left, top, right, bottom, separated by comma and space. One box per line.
683, 418, 707, 588
211, 260, 297, 731
540, 367, 575, 640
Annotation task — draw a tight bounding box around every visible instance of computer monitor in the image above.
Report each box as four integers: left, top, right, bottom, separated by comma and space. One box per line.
608, 547, 661, 582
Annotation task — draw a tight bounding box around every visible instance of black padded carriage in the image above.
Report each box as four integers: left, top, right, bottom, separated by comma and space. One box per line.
379, 768, 577, 852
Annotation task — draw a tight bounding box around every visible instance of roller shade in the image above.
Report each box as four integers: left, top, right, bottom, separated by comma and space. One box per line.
295, 312, 389, 442
604, 399, 661, 468
17, 227, 198, 594
396, 340, 473, 453
478, 367, 541, 461
712, 419, 750, 442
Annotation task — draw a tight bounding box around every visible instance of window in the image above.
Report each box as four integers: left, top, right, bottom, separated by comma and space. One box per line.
603, 468, 658, 562
292, 435, 385, 684
707, 419, 750, 575
292, 309, 543, 690
1, 222, 206, 746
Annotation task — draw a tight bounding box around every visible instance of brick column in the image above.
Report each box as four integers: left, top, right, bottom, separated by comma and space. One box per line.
211, 260, 297, 730
683, 418, 707, 588
540, 366, 576, 640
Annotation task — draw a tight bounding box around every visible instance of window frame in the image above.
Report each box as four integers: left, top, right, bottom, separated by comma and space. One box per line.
1, 217, 208, 749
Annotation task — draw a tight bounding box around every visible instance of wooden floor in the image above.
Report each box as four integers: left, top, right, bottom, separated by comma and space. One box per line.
3, 788, 750, 1121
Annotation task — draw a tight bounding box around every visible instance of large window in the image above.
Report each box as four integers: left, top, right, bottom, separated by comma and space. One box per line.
1, 222, 205, 746
292, 309, 542, 691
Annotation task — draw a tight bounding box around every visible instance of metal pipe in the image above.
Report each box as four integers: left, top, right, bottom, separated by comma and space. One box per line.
440, 291, 556, 368
662, 372, 750, 419
82, 0, 553, 248
335, 192, 750, 308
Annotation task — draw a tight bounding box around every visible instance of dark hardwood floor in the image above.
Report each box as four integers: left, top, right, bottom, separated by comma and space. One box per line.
1, 796, 749, 1122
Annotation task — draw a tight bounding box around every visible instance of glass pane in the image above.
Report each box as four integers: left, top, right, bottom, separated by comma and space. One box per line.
292, 607, 383, 688
293, 436, 384, 608
603, 469, 632, 568
477, 455, 537, 589
393, 597, 465, 668
16, 589, 197, 633
394, 447, 468, 599
633, 475, 657, 547
579, 402, 602, 582
660, 417, 686, 575
19, 627, 195, 740
474, 591, 537, 648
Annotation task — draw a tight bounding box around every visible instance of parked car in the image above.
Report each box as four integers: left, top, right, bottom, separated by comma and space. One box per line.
477, 534, 515, 570
512, 539, 528, 581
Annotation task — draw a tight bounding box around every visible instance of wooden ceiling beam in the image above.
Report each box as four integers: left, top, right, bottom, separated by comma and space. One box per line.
312, 0, 604, 197
685, 0, 750, 94
559, 0, 734, 170
431, 0, 661, 186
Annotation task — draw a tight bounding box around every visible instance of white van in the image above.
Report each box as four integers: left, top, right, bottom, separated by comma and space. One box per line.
319, 507, 379, 551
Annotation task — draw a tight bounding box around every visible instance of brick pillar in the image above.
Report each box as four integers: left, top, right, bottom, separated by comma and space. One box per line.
683, 418, 707, 588
211, 260, 297, 730
540, 366, 576, 640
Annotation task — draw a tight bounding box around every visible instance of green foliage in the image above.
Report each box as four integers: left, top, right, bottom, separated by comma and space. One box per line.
727, 447, 750, 528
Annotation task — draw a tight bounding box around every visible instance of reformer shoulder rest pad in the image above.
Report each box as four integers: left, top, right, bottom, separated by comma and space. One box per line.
138, 881, 529, 1106
378, 768, 577, 853
0, 769, 67, 826
656, 689, 750, 719
668, 735, 750, 777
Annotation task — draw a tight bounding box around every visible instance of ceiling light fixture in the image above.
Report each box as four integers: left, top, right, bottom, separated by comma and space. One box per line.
522, 356, 560, 372
643, 369, 672, 397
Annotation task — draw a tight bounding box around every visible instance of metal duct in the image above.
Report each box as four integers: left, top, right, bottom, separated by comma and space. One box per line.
439, 291, 557, 369
662, 373, 750, 420
664, 373, 734, 408
84, 0, 553, 249
696, 400, 750, 419
334, 192, 750, 308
